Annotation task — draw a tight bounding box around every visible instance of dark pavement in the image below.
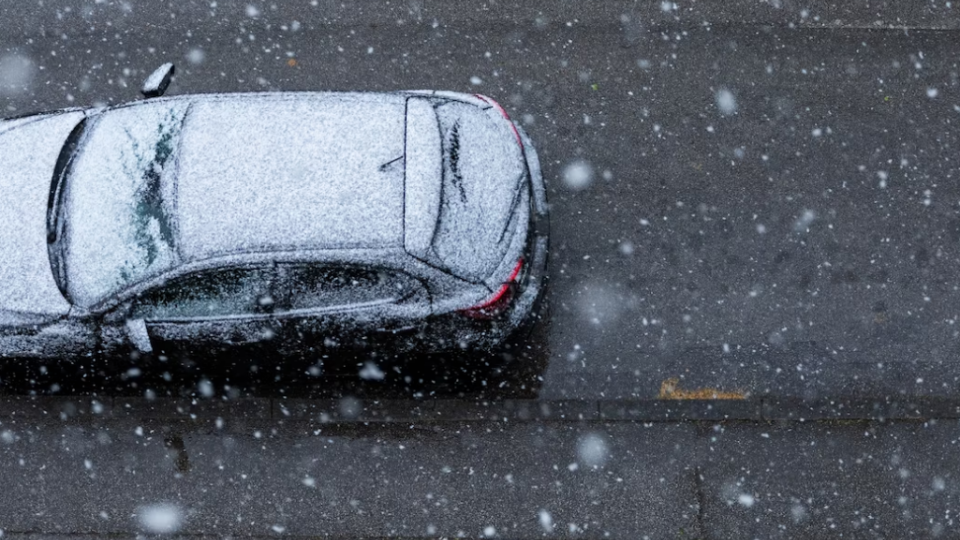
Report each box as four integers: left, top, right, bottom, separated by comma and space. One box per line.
3, 0, 960, 537
2, 398, 960, 538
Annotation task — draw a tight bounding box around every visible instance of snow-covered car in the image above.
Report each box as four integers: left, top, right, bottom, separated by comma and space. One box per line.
0, 71, 548, 362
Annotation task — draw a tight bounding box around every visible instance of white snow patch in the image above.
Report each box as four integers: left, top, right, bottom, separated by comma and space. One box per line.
359, 362, 385, 380
927, 87, 939, 98
483, 526, 496, 537
576, 433, 610, 468
538, 509, 554, 532
470, 76, 483, 85
738, 493, 755, 507
138, 504, 183, 534
245, 4, 261, 17
0, 53, 35, 97
715, 88, 737, 115
562, 160, 594, 191
660, 1, 677, 11
811, 128, 823, 137
271, 524, 286, 533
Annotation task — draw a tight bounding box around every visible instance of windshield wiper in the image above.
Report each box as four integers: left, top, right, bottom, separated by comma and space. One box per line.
46, 117, 88, 302
379, 155, 404, 172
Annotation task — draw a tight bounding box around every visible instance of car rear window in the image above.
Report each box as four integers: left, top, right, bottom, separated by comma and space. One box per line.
431, 101, 525, 281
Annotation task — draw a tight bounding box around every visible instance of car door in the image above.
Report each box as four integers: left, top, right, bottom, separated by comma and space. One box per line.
101, 266, 279, 359
270, 264, 429, 352
0, 313, 98, 361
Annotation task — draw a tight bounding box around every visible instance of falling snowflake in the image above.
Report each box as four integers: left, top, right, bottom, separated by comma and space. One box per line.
359, 362, 385, 380
562, 160, 594, 191
138, 504, 183, 534
576, 433, 610, 468
538, 509, 554, 532
715, 89, 737, 115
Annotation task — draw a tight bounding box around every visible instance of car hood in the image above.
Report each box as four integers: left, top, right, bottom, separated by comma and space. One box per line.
0, 111, 85, 321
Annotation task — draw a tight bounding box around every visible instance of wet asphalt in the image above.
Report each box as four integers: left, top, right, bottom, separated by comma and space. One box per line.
2, 0, 960, 537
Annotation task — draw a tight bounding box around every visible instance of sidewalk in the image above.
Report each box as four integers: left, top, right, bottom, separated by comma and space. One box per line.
0, 396, 958, 538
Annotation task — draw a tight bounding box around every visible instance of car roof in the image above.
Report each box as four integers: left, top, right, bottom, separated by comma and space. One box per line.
169, 93, 409, 261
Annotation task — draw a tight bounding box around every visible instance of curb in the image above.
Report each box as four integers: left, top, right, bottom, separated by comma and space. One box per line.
2, 396, 960, 424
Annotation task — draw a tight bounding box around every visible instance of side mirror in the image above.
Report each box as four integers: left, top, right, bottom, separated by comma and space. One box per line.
125, 318, 153, 353
141, 63, 175, 98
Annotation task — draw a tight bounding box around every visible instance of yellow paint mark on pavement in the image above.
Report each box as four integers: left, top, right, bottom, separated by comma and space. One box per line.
658, 378, 746, 400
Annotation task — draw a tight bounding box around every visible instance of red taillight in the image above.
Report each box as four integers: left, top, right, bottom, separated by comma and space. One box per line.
474, 94, 523, 148
458, 259, 524, 320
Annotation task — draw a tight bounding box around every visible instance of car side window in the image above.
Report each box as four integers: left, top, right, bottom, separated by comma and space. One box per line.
130, 267, 273, 321
274, 264, 416, 313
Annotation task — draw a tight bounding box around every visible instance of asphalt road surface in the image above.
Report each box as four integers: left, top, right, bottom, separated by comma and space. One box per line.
2, 1, 960, 537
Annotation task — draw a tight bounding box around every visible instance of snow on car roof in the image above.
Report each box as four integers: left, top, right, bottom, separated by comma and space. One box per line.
175, 93, 407, 261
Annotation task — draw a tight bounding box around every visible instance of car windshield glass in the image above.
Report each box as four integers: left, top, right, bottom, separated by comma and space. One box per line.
60, 101, 189, 307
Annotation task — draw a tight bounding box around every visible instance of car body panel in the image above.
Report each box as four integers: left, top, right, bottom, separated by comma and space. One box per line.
0, 319, 97, 360
0, 111, 83, 321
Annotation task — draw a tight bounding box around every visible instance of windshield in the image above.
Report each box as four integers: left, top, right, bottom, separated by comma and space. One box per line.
56, 101, 188, 307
